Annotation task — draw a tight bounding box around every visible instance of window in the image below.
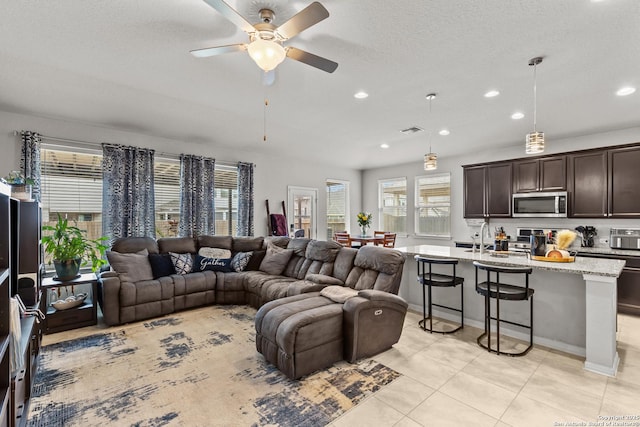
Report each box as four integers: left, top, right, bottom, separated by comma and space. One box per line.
378, 177, 407, 233
41, 144, 104, 267
415, 173, 451, 237
214, 165, 238, 236
326, 180, 349, 239
154, 158, 181, 238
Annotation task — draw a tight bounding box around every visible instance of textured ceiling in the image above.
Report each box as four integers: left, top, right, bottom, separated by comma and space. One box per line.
1, 0, 639, 169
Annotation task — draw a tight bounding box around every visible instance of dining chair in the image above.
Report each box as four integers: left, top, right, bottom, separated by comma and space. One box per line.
382, 233, 396, 248
334, 232, 352, 247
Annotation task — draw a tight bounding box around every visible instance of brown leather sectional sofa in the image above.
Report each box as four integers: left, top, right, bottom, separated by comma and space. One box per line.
98, 235, 407, 378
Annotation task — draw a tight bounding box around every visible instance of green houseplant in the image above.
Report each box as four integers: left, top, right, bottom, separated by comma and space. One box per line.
42, 214, 109, 280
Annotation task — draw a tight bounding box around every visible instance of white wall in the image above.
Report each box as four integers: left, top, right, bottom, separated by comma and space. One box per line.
362, 126, 640, 250
0, 109, 361, 238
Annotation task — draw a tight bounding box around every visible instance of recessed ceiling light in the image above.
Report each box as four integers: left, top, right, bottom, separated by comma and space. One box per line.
484, 90, 500, 98
354, 91, 369, 99
511, 112, 525, 120
439, 129, 450, 136
380, 143, 390, 149
616, 86, 636, 96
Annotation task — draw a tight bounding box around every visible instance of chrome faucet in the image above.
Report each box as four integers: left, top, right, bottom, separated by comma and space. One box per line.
480, 221, 489, 255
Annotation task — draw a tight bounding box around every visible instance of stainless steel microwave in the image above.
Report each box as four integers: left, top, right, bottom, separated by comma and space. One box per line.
512, 191, 568, 217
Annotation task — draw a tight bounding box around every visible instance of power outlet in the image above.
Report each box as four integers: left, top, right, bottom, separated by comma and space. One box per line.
599, 238, 608, 244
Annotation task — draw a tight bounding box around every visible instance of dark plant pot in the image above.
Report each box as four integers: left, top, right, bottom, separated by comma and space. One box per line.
53, 258, 81, 281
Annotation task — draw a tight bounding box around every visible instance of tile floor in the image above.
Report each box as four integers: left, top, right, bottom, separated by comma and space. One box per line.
329, 311, 640, 427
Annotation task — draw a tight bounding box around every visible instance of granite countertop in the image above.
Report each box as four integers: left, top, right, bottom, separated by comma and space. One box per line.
454, 241, 640, 258
396, 245, 626, 278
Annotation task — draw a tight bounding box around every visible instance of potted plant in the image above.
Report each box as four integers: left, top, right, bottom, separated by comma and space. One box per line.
1, 170, 35, 200
42, 214, 109, 280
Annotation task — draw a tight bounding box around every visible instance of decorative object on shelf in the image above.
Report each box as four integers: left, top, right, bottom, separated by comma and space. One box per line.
1, 170, 35, 201
42, 214, 109, 281
51, 292, 87, 311
423, 93, 438, 170
525, 56, 545, 154
356, 212, 372, 236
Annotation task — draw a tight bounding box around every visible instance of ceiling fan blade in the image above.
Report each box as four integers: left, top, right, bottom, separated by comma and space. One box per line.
286, 47, 338, 73
276, 2, 329, 40
202, 0, 255, 33
190, 44, 246, 58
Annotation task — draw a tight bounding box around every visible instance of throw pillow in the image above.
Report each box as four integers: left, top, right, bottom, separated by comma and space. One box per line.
106, 249, 154, 283
170, 252, 193, 275
198, 247, 232, 259
194, 255, 232, 273
259, 243, 293, 276
148, 253, 176, 279
320, 285, 359, 303
230, 251, 253, 272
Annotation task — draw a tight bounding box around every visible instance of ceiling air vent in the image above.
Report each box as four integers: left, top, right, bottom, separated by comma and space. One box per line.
400, 126, 424, 134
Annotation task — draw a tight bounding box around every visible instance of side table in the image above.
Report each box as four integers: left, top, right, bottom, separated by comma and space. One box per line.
41, 273, 98, 334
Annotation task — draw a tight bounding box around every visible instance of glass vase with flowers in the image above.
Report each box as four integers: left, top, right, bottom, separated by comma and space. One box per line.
356, 212, 373, 237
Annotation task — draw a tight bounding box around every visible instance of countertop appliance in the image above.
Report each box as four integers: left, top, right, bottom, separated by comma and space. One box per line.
515, 228, 557, 244
576, 226, 597, 247
610, 228, 640, 250
512, 191, 568, 218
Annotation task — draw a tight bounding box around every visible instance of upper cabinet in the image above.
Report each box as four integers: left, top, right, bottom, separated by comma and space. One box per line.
608, 145, 640, 218
463, 163, 512, 218
568, 151, 608, 217
513, 156, 566, 193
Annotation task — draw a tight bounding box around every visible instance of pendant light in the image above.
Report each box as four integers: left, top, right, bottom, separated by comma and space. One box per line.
525, 57, 545, 154
423, 93, 437, 170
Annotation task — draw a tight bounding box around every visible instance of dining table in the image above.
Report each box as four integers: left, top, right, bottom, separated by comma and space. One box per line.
349, 235, 383, 246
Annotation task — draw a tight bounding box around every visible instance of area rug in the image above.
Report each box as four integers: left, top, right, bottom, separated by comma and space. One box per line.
27, 305, 401, 426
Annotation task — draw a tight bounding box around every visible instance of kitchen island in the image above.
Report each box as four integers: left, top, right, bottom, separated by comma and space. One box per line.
396, 245, 625, 377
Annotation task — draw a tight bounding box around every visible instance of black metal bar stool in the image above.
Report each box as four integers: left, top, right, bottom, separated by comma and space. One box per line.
473, 261, 534, 356
415, 256, 464, 334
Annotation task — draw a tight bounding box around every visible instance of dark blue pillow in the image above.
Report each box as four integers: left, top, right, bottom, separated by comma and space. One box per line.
148, 253, 176, 279
195, 255, 233, 273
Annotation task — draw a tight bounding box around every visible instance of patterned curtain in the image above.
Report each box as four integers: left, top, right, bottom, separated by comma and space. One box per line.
20, 131, 42, 202
102, 144, 156, 240
237, 162, 254, 236
178, 154, 216, 237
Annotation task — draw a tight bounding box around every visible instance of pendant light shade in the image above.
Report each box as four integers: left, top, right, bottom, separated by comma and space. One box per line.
525, 57, 545, 154
423, 93, 438, 170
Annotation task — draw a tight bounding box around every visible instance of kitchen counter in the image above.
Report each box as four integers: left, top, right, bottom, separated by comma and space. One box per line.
396, 244, 623, 377
455, 240, 640, 258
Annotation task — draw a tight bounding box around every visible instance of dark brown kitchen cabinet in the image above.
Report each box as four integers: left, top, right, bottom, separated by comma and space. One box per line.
568, 151, 608, 217
463, 163, 512, 218
513, 156, 566, 193
609, 145, 640, 217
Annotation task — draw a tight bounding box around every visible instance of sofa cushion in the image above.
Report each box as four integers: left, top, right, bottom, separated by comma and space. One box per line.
259, 243, 293, 275
305, 240, 342, 262
148, 253, 175, 279
264, 236, 290, 249
354, 245, 404, 275
320, 285, 359, 303
230, 251, 252, 272
170, 252, 193, 274
111, 237, 159, 254
194, 255, 233, 273
106, 249, 154, 283
159, 237, 197, 254
246, 250, 266, 271
233, 236, 264, 252
198, 235, 233, 251
198, 247, 232, 259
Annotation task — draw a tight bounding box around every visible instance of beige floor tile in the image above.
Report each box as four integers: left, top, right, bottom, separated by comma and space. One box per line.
418, 335, 482, 370
519, 373, 604, 420
495, 422, 513, 427
333, 396, 404, 427
373, 375, 435, 415
395, 324, 444, 353
534, 355, 608, 398
407, 391, 498, 427
393, 416, 423, 427
462, 351, 538, 393
615, 345, 640, 385
439, 371, 517, 419
390, 351, 459, 389
501, 394, 589, 427
602, 376, 640, 411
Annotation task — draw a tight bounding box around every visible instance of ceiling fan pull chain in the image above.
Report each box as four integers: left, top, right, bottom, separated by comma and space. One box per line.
263, 97, 269, 142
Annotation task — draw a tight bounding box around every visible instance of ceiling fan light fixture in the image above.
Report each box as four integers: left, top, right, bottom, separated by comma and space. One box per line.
247, 36, 286, 71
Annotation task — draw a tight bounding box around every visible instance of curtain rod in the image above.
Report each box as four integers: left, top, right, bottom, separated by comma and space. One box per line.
13, 131, 244, 168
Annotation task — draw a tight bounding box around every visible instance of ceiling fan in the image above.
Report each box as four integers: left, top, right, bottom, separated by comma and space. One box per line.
191, 0, 338, 73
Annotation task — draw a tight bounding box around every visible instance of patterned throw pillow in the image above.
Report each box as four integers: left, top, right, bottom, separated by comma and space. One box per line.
170, 252, 193, 275
198, 247, 232, 259
230, 252, 253, 272
194, 255, 232, 273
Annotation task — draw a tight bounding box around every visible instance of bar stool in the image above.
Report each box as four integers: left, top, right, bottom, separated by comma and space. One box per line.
473, 261, 534, 356
415, 256, 464, 334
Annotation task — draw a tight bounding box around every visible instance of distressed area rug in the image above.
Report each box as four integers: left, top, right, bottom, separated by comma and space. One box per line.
27, 305, 400, 426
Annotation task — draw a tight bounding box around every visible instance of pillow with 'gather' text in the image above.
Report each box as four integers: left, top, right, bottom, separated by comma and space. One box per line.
194, 255, 232, 273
